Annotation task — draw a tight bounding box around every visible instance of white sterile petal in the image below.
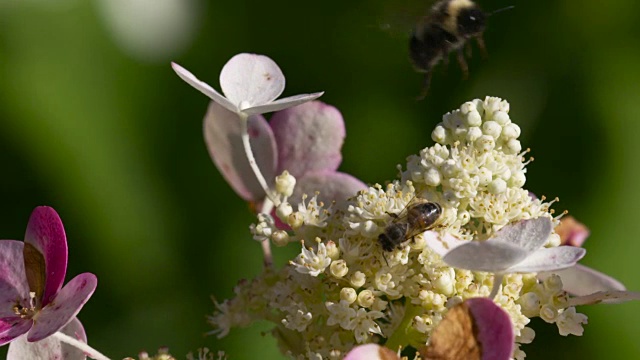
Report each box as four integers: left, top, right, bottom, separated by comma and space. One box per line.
423, 231, 467, 257
219, 53, 285, 108
443, 239, 529, 272
242, 92, 325, 116
171, 62, 237, 112
492, 217, 552, 252
568, 290, 640, 306
505, 246, 586, 273
538, 264, 626, 297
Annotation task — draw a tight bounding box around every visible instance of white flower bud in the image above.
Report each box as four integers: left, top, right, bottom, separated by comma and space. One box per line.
350, 271, 366, 288
275, 170, 296, 197
546, 233, 561, 247
544, 274, 564, 294
509, 171, 526, 188
288, 212, 304, 229
474, 135, 495, 153
326, 241, 339, 260
276, 202, 293, 220
466, 110, 482, 127
519, 292, 540, 317
502, 123, 521, 139
340, 287, 357, 304
431, 125, 447, 144
271, 230, 290, 247
504, 138, 522, 154
493, 110, 510, 125
466, 126, 483, 142
540, 304, 558, 323
482, 121, 502, 139
423, 167, 441, 186
441, 159, 459, 178
330, 260, 348, 278
498, 168, 512, 181
357, 290, 375, 308
488, 178, 507, 194
519, 327, 536, 344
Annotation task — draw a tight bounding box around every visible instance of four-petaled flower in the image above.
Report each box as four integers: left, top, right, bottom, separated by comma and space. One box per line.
0, 207, 97, 359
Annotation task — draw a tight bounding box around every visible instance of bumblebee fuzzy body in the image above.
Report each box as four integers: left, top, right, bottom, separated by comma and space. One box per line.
378, 201, 442, 252
410, 0, 487, 98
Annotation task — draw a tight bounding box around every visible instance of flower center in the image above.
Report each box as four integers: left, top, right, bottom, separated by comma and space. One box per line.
12, 292, 38, 319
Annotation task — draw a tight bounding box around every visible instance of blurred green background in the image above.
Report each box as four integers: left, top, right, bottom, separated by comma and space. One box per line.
1, 0, 639, 358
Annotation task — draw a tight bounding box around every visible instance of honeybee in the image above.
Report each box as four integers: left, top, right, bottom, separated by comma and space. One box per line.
378, 199, 442, 252
409, 0, 512, 99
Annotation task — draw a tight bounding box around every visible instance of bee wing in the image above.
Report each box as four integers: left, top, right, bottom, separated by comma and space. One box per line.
376, 0, 438, 38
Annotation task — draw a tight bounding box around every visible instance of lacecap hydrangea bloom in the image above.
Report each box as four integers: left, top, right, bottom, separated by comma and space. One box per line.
204, 96, 640, 359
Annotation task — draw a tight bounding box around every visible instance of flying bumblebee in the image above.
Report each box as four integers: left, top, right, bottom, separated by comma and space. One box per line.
409, 0, 511, 99
378, 198, 442, 252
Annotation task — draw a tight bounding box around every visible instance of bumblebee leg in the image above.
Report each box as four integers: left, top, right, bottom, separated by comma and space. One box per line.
476, 35, 488, 58
456, 49, 469, 80
416, 71, 432, 101
465, 41, 473, 58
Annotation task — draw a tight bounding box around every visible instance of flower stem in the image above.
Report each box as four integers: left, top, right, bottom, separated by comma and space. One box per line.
489, 274, 504, 299
239, 113, 280, 207
260, 198, 275, 268
52, 331, 111, 360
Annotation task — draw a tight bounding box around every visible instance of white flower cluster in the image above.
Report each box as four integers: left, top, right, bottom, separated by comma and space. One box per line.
209, 97, 588, 359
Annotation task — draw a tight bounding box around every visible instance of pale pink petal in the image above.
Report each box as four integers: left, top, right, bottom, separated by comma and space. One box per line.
539, 264, 626, 297
0, 241, 30, 316
243, 92, 324, 116
465, 298, 514, 360
171, 63, 236, 113
219, 53, 285, 108
568, 290, 640, 306
24, 207, 67, 307
292, 171, 367, 205
344, 344, 399, 360
443, 240, 528, 272
0, 319, 33, 347
505, 246, 586, 273
8, 318, 87, 360
203, 101, 277, 201
492, 217, 552, 252
27, 274, 97, 342
271, 101, 346, 177
423, 231, 467, 257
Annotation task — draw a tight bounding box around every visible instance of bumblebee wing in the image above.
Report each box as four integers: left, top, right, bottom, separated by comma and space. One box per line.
376, 0, 439, 38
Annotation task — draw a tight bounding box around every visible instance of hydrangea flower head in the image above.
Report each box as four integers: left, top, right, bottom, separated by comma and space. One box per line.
0, 206, 97, 358
207, 97, 639, 359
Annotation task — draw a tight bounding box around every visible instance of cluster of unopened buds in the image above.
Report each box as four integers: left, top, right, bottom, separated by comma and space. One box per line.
1, 51, 639, 360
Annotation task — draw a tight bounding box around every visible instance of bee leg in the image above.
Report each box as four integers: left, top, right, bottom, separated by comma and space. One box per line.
382, 253, 390, 267
456, 49, 469, 80
465, 41, 473, 58
416, 71, 433, 101
476, 35, 488, 59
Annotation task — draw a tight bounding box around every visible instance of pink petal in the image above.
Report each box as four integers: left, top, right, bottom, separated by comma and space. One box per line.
0, 319, 33, 347
344, 344, 399, 360
539, 264, 626, 297
492, 217, 552, 252
171, 62, 236, 113
555, 216, 590, 247
27, 273, 97, 342
505, 246, 586, 273
219, 53, 285, 109
203, 101, 277, 201
465, 298, 515, 360
443, 240, 528, 272
0, 241, 30, 317
423, 231, 467, 257
8, 317, 87, 360
292, 171, 367, 205
270, 101, 346, 177
243, 93, 324, 116
24, 207, 68, 308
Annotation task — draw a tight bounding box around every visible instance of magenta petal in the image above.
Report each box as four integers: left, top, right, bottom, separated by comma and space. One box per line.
24, 207, 68, 307
27, 273, 97, 342
203, 101, 277, 201
0, 241, 30, 316
271, 101, 346, 177
465, 298, 514, 360
539, 264, 626, 297
8, 318, 87, 360
292, 171, 367, 205
0, 319, 33, 347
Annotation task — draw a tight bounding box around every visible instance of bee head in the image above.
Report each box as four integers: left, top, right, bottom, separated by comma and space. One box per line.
457, 7, 486, 37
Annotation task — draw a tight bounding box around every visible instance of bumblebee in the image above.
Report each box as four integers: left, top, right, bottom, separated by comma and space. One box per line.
409, 0, 488, 99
